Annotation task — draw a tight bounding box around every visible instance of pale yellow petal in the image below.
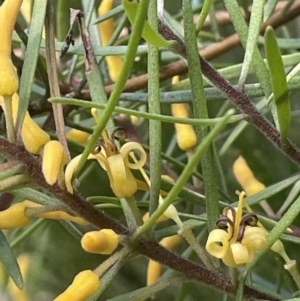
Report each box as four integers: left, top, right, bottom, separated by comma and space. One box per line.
107, 154, 137, 198
230, 242, 250, 265
242, 226, 267, 250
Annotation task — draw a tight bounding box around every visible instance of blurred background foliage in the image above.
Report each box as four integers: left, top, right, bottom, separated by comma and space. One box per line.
1, 0, 300, 300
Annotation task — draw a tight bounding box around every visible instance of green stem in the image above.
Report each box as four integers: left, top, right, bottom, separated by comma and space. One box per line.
3, 95, 16, 143
183, 0, 219, 231
50, 97, 245, 126
148, 0, 161, 215
121, 196, 143, 231
179, 225, 216, 270
74, 0, 151, 178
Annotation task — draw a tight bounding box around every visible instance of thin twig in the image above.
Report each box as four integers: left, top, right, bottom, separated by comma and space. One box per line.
45, 1, 71, 160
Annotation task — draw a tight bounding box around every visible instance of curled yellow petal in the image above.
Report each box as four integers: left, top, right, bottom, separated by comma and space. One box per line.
230, 242, 250, 265
120, 142, 147, 170
242, 226, 267, 250
98, 0, 122, 82
0, 202, 31, 229
147, 235, 181, 285
107, 154, 137, 198
53, 270, 100, 301
205, 229, 230, 259
42, 141, 68, 186
81, 229, 119, 255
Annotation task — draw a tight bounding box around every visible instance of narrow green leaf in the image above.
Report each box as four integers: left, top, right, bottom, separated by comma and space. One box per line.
122, 0, 172, 47
16, 0, 47, 138
238, 0, 265, 87
0, 231, 23, 289
264, 0, 280, 21
265, 26, 291, 142
56, 0, 70, 41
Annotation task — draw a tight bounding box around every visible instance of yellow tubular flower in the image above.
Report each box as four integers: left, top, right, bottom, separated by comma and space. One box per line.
65, 127, 147, 198
98, 0, 122, 82
171, 76, 197, 151
0, 93, 51, 154
233, 156, 265, 195
0, 202, 31, 229
205, 191, 267, 267
42, 140, 68, 186
23, 200, 89, 225
0, 0, 23, 95
233, 156, 277, 218
66, 129, 90, 145
81, 229, 119, 255
53, 270, 100, 301
147, 235, 181, 285
142, 211, 169, 224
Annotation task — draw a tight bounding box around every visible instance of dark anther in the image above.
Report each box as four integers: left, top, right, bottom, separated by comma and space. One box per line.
222, 206, 236, 223
241, 213, 258, 227
111, 127, 127, 141
91, 145, 101, 155
236, 213, 258, 242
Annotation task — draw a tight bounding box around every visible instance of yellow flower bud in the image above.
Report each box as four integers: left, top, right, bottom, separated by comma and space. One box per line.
0, 57, 19, 96
142, 212, 169, 224
53, 270, 100, 301
0, 0, 23, 95
0, 202, 31, 229
7, 94, 50, 154
147, 235, 181, 285
42, 141, 68, 185
98, 0, 122, 82
171, 76, 197, 151
233, 156, 265, 195
81, 229, 119, 255
66, 129, 90, 145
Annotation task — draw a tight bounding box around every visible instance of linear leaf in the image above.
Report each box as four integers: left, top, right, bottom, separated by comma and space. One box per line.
238, 0, 265, 87
265, 26, 291, 142
0, 231, 23, 289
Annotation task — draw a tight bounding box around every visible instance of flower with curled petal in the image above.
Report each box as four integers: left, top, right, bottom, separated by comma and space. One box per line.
65, 127, 147, 198
206, 191, 267, 267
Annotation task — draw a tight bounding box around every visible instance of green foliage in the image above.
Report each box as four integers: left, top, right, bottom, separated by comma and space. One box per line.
1, 0, 300, 300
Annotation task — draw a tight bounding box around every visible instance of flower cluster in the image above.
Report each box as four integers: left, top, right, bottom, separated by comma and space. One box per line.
206, 191, 267, 267
65, 126, 147, 198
